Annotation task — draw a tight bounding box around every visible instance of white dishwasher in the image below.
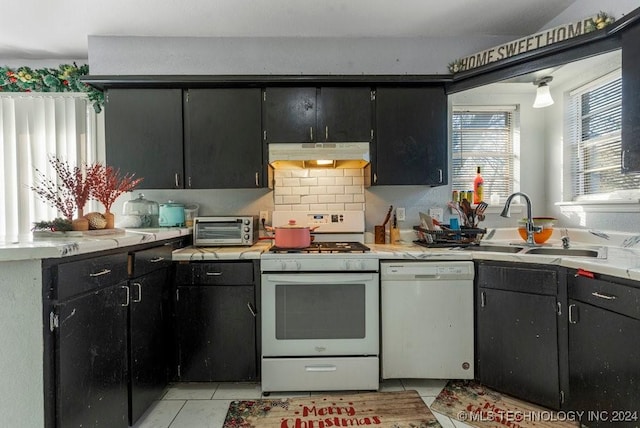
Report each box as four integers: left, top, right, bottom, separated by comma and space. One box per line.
381, 261, 475, 379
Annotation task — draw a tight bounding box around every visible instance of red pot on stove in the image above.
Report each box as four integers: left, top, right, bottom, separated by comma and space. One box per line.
272, 220, 319, 248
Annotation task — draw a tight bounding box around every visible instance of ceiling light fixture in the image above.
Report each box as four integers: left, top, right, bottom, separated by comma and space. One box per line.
533, 76, 554, 108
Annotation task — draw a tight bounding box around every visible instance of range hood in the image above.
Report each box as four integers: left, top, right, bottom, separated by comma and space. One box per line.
268, 142, 370, 169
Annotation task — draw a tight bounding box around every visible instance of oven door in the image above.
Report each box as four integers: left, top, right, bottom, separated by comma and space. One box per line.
261, 272, 379, 357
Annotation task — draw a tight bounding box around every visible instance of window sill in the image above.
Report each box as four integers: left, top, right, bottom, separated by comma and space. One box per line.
556, 199, 640, 213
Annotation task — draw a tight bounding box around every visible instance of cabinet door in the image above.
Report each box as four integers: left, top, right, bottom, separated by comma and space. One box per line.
177, 285, 256, 381
317, 87, 372, 142
129, 269, 171, 425
374, 87, 447, 185
477, 287, 560, 409
55, 283, 128, 428
185, 89, 263, 188
263, 87, 316, 143
568, 299, 640, 425
105, 89, 184, 189
622, 22, 640, 173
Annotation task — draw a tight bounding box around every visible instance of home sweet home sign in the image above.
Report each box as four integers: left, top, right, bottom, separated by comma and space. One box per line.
449, 13, 614, 73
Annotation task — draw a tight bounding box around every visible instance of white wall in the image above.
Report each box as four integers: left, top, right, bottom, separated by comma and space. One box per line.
539, 0, 638, 30
88, 35, 513, 76
0, 260, 44, 427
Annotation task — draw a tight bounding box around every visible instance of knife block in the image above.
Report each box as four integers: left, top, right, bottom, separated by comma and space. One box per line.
374, 225, 385, 244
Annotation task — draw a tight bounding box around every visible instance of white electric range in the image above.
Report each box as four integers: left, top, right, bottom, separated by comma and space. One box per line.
260, 211, 379, 394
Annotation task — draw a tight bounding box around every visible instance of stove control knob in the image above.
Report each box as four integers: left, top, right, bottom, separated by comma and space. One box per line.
244, 234, 250, 240
244, 226, 250, 232
244, 219, 251, 225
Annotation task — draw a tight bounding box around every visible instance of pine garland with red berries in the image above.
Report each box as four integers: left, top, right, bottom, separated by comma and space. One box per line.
0, 63, 104, 112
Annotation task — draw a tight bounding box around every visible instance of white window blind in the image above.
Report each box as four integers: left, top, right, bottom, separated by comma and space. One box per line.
0, 94, 97, 240
451, 107, 517, 198
566, 71, 640, 198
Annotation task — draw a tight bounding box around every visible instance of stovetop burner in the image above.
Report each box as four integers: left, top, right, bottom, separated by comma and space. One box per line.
269, 241, 370, 254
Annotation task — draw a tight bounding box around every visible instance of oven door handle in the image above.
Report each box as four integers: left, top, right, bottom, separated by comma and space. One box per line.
264, 274, 375, 284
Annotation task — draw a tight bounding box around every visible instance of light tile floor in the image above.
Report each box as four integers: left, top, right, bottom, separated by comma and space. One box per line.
132, 379, 475, 428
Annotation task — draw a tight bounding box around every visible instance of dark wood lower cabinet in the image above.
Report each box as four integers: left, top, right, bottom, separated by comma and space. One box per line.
475, 261, 565, 410
477, 287, 561, 409
55, 282, 129, 428
176, 284, 257, 381
129, 268, 172, 425
567, 271, 640, 427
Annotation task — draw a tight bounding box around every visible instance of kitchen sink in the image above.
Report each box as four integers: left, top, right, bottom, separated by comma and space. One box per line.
523, 247, 602, 257
457, 244, 606, 258
460, 245, 525, 253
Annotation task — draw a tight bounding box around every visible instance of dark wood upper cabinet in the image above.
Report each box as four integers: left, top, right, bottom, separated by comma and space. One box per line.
263, 87, 317, 143
317, 87, 373, 142
184, 89, 263, 188
263, 87, 373, 144
621, 21, 640, 173
105, 89, 184, 189
374, 87, 447, 186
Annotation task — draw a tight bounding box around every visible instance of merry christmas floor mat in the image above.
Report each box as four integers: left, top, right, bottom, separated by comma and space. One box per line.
430, 380, 579, 427
223, 390, 441, 427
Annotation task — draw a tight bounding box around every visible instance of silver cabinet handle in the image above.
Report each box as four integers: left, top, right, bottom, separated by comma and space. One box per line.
174, 173, 180, 188
568, 304, 578, 324
439, 169, 443, 183
206, 271, 223, 276
121, 285, 130, 307
149, 257, 165, 263
310, 127, 313, 141
132, 282, 142, 303
89, 268, 111, 277
373, 173, 378, 184
247, 302, 257, 317
255, 172, 259, 187
325, 125, 329, 141
591, 291, 616, 300
480, 291, 486, 307
557, 302, 562, 316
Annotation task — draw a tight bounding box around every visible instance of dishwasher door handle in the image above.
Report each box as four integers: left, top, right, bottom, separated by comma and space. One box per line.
414, 274, 441, 280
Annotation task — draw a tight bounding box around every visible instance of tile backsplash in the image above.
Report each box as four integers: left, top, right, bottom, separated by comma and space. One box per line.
273, 168, 365, 211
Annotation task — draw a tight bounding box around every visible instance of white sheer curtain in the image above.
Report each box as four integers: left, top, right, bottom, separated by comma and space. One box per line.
0, 93, 97, 241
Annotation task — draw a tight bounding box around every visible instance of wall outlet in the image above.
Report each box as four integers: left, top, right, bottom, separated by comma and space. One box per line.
259, 210, 269, 224
396, 207, 406, 221
429, 208, 444, 223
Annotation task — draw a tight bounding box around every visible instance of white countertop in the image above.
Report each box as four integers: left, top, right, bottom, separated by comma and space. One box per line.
3, 226, 640, 283
171, 227, 640, 282
0, 228, 192, 261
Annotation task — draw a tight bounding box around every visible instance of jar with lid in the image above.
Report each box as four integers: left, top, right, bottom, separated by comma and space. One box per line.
122, 193, 159, 227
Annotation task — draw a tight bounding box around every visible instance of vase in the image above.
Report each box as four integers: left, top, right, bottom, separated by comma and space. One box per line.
72, 208, 89, 231
103, 210, 115, 229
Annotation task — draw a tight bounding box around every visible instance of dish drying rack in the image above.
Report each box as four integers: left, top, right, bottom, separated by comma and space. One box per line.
412, 225, 487, 248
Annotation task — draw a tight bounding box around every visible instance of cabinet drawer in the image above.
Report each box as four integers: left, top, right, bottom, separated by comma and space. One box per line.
477, 263, 557, 295
569, 275, 640, 320
57, 253, 129, 300
133, 244, 173, 277
175, 262, 254, 285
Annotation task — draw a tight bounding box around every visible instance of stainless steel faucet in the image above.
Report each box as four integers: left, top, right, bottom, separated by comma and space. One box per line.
500, 192, 542, 246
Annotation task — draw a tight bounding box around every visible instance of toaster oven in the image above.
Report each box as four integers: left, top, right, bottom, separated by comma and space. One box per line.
193, 216, 259, 246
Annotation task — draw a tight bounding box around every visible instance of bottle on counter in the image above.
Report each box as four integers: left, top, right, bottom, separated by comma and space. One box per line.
473, 166, 484, 204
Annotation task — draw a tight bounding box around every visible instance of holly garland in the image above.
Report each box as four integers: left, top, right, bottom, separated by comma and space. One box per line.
0, 62, 104, 112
